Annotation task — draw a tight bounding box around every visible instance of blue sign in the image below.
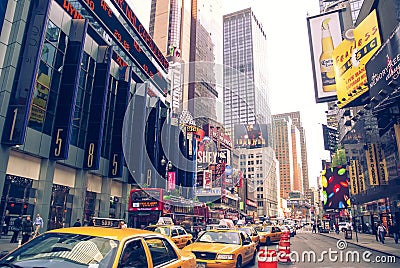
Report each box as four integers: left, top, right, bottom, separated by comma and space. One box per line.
225, 165, 233, 176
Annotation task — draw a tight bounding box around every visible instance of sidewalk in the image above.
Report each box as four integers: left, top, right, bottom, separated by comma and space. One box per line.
320, 231, 400, 258
0, 235, 20, 253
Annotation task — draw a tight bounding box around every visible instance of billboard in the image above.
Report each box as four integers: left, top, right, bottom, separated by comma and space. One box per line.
366, 24, 400, 110
333, 10, 381, 108
365, 143, 379, 186
307, 10, 345, 103
234, 124, 269, 148
321, 166, 351, 209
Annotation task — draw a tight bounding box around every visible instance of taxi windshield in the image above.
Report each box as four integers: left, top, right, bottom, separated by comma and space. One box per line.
258, 226, 272, 233
144, 226, 171, 236
197, 231, 240, 245
0, 233, 119, 267
238, 228, 252, 236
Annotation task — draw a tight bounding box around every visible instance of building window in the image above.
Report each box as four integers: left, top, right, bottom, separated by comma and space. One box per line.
28, 21, 67, 135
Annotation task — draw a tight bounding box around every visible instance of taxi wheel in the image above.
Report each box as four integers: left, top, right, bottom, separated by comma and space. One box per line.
235, 255, 242, 268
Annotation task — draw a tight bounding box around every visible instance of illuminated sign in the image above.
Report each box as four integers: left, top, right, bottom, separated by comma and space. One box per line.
333, 10, 381, 108
132, 201, 160, 209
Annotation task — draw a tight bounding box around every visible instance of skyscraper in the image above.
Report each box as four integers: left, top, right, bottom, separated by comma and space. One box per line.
273, 112, 309, 193
223, 8, 272, 133
149, 0, 222, 121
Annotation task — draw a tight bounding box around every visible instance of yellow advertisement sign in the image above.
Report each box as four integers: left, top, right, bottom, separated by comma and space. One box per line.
376, 145, 389, 185
357, 160, 365, 192
365, 143, 379, 186
333, 10, 381, 108
349, 160, 359, 195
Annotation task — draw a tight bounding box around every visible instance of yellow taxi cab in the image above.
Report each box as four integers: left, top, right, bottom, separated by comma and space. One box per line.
0, 226, 196, 267
183, 229, 257, 268
145, 224, 193, 249
255, 225, 282, 245
236, 226, 260, 250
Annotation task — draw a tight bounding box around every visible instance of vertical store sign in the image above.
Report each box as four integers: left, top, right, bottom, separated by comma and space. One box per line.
376, 145, 389, 185
167, 172, 176, 191
365, 143, 379, 186
307, 10, 344, 103
333, 10, 381, 108
357, 160, 365, 192
109, 67, 131, 178
84, 46, 113, 169
349, 160, 359, 195
1, 0, 51, 145
50, 19, 88, 159
203, 170, 212, 189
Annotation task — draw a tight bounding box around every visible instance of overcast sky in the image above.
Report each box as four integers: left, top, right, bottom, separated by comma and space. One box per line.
129, 0, 331, 189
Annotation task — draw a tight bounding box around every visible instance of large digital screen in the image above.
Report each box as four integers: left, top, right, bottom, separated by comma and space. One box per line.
321, 165, 351, 209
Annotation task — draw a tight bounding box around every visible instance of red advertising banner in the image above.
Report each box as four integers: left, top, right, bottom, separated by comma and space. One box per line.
203, 170, 212, 189
167, 172, 176, 191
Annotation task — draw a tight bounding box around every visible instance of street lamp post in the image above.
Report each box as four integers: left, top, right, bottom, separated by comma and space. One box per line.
161, 157, 173, 193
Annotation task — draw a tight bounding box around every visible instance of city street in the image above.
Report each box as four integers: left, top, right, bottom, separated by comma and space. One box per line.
249, 231, 400, 267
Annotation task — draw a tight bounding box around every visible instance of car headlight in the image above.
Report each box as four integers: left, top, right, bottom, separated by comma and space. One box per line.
217, 254, 235, 260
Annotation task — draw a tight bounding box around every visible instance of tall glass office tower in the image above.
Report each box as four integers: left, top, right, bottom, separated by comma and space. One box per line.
223, 8, 272, 137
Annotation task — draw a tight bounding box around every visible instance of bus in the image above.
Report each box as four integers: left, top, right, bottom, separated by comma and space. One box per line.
128, 188, 164, 228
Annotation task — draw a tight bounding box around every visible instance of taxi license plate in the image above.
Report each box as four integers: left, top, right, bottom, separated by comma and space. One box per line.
196, 262, 206, 268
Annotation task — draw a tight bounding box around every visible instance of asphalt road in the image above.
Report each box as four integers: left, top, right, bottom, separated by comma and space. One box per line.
248, 232, 400, 267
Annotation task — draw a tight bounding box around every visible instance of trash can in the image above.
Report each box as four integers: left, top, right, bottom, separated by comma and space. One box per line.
344, 229, 352, 239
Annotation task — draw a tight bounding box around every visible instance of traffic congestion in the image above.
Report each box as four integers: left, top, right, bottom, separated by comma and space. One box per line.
0, 216, 302, 268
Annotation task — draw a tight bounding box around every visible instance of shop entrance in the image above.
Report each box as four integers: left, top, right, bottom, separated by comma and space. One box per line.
0, 175, 33, 231
48, 184, 70, 230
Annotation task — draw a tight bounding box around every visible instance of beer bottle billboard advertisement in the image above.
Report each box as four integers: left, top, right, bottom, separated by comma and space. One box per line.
307, 10, 345, 103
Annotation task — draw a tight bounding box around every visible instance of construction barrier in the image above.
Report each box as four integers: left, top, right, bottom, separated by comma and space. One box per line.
278, 231, 293, 264
258, 248, 277, 268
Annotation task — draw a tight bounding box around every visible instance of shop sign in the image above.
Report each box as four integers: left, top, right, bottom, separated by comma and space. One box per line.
366, 24, 400, 108
195, 187, 221, 196
376, 145, 389, 185
349, 160, 359, 194
365, 143, 379, 186
246, 199, 257, 208
357, 160, 365, 192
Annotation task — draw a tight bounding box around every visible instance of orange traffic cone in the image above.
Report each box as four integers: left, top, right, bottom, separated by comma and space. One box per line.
278, 231, 293, 264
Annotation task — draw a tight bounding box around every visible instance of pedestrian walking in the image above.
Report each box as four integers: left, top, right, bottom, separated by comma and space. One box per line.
73, 219, 81, 227
10, 215, 22, 243
392, 222, 399, 244
377, 223, 386, 244
33, 213, 44, 237
373, 222, 379, 242
21, 216, 34, 244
